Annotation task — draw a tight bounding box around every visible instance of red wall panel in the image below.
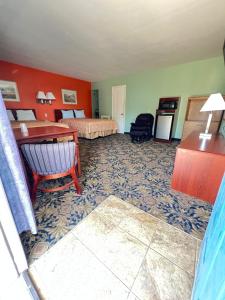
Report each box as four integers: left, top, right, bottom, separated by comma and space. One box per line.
0, 60, 92, 121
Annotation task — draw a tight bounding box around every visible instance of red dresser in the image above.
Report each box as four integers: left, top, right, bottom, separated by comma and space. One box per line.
171, 131, 225, 204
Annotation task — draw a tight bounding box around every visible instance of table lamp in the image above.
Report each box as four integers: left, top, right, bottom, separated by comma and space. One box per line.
199, 93, 225, 139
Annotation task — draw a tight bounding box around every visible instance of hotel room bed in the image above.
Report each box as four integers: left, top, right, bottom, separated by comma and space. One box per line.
8, 109, 69, 130
55, 110, 117, 139
11, 120, 69, 129
11, 120, 71, 142
8, 109, 71, 141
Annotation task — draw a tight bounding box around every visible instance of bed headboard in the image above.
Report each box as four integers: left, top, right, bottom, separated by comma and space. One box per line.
55, 109, 76, 121
8, 109, 37, 121
55, 110, 65, 122
55, 109, 86, 121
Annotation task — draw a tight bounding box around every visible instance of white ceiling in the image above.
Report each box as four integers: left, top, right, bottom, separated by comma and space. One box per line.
0, 0, 225, 82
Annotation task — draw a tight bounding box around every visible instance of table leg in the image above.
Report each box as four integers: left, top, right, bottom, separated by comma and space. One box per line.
73, 132, 81, 176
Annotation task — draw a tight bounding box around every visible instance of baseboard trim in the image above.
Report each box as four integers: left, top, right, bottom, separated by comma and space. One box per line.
124, 132, 181, 142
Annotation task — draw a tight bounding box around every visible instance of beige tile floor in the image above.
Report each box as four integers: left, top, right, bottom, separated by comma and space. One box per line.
29, 195, 201, 300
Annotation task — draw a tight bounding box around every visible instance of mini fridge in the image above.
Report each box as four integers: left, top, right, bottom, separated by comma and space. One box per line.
154, 113, 174, 142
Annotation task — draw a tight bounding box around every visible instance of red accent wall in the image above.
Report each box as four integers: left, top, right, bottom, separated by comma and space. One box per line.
0, 60, 92, 121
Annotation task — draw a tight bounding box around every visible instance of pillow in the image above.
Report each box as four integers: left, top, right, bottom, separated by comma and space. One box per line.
61, 110, 74, 119
7, 110, 15, 121
16, 110, 36, 121
74, 109, 85, 118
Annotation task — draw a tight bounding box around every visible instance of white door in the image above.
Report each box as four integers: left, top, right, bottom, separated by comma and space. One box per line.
112, 85, 126, 133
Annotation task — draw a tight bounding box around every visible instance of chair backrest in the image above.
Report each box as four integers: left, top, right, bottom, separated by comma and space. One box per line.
21, 142, 76, 176
135, 114, 154, 126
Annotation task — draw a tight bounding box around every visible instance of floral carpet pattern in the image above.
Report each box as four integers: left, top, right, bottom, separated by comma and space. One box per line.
21, 134, 212, 263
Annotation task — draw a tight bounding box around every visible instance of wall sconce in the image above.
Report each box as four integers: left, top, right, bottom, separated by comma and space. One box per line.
36, 91, 56, 104
36, 91, 46, 104
46, 92, 56, 104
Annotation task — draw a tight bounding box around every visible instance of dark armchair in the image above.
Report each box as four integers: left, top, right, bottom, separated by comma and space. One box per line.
130, 113, 154, 143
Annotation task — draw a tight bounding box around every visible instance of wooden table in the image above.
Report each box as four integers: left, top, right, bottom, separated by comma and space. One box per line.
171, 131, 225, 204
14, 126, 81, 176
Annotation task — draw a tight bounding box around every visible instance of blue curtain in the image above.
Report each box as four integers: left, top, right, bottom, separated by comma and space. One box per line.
0, 93, 37, 234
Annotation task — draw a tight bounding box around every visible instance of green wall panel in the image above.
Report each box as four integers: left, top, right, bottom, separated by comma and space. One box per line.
93, 56, 225, 138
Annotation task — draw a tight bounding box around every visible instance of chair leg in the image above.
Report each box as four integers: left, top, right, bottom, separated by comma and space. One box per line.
31, 173, 40, 202
71, 169, 82, 195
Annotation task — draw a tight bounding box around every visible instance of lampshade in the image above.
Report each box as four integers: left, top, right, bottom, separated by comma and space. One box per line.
46, 92, 56, 100
36, 91, 46, 99
200, 93, 225, 112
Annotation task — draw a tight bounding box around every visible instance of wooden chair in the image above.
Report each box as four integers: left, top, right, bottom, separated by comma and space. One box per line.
21, 141, 81, 202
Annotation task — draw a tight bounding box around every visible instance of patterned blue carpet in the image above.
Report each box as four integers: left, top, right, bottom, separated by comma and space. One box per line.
21, 134, 212, 263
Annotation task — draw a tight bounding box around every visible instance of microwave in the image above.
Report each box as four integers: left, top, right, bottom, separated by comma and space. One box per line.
159, 100, 177, 110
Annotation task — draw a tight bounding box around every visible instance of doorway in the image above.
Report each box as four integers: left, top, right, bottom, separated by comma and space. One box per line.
92, 89, 99, 118
112, 85, 126, 134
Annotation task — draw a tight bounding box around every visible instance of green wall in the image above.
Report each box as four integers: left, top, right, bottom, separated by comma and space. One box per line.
93, 56, 225, 138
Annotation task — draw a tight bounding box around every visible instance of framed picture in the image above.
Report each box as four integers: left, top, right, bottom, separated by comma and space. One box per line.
0, 80, 20, 102
61, 89, 77, 105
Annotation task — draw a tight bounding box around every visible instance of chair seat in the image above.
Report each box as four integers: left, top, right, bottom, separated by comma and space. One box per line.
130, 126, 149, 132
131, 131, 149, 136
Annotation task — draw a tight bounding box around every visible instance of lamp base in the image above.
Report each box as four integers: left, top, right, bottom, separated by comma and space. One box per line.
199, 132, 212, 139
